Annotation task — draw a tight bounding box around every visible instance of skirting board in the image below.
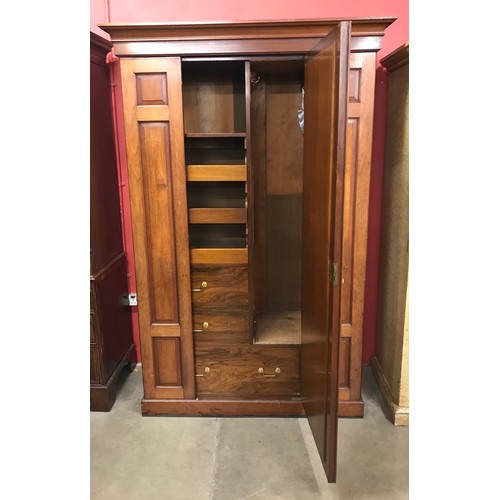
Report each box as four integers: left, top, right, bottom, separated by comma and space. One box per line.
370, 356, 409, 426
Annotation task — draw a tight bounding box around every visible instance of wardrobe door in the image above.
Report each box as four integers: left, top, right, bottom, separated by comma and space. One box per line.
120, 58, 195, 400
301, 21, 350, 483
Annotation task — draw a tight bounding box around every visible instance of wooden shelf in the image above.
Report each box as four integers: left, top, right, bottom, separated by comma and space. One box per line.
254, 311, 301, 345
185, 132, 246, 138
189, 208, 247, 224
187, 164, 247, 182
190, 248, 248, 265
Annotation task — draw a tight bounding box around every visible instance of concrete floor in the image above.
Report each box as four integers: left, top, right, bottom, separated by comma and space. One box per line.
90, 366, 408, 499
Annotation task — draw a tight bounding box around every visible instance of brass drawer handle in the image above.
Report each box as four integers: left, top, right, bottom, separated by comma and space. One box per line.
195, 367, 210, 377
192, 281, 208, 292
258, 367, 281, 378
193, 321, 209, 333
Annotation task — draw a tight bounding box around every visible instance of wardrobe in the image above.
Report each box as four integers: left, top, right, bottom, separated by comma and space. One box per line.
90, 32, 136, 411
100, 17, 394, 481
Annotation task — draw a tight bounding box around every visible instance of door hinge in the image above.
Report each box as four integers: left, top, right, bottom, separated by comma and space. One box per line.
329, 260, 339, 286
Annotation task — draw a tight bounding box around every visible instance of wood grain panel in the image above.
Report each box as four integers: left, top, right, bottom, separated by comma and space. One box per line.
339, 52, 376, 405
301, 23, 350, 483
191, 266, 248, 305
187, 182, 246, 208
120, 57, 194, 400
90, 313, 97, 343
192, 305, 249, 334
187, 165, 247, 182
266, 194, 302, 312
195, 345, 299, 396
250, 78, 267, 313
90, 345, 101, 385
139, 122, 179, 323
338, 337, 351, 388
190, 248, 247, 264
153, 337, 182, 386
348, 68, 360, 103
341, 118, 358, 325
141, 399, 305, 417
266, 80, 304, 195
136, 73, 168, 104
183, 62, 246, 134
188, 208, 247, 224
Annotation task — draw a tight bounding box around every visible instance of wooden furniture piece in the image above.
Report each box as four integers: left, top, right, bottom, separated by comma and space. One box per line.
372, 43, 409, 426
100, 18, 394, 481
90, 32, 136, 411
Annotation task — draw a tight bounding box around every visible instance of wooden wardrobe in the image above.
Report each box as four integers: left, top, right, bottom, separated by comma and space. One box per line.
100, 18, 394, 481
90, 32, 136, 411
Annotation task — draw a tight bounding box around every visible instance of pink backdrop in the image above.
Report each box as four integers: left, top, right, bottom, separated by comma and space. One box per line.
90, 0, 409, 363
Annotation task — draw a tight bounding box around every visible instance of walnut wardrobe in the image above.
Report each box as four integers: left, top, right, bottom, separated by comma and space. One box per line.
100, 18, 394, 481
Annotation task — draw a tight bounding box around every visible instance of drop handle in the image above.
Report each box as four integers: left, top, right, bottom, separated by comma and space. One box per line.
193, 321, 209, 333
258, 367, 281, 378
192, 281, 208, 292
195, 367, 210, 377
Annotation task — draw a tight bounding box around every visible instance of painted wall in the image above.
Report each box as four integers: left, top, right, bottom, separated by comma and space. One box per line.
91, 0, 409, 363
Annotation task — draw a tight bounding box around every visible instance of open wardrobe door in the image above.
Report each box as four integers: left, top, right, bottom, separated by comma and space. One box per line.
300, 21, 350, 483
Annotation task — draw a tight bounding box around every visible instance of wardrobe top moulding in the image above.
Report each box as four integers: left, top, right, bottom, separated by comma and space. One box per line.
99, 18, 396, 57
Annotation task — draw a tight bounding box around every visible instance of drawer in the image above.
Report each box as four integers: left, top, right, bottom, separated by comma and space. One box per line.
191, 266, 248, 305
195, 345, 300, 397
192, 305, 249, 335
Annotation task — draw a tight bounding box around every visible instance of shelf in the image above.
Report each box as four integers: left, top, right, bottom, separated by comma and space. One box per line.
187, 165, 247, 182
189, 208, 247, 224
190, 248, 248, 265
187, 182, 246, 208
254, 311, 301, 345
185, 132, 246, 139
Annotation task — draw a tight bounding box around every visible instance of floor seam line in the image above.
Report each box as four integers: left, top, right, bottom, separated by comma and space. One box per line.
208, 417, 222, 500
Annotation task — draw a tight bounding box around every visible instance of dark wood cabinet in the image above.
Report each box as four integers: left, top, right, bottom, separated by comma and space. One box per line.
100, 18, 394, 480
90, 32, 136, 411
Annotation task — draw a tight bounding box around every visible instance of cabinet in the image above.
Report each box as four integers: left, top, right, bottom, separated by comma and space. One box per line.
100, 18, 394, 481
372, 43, 409, 425
90, 32, 136, 411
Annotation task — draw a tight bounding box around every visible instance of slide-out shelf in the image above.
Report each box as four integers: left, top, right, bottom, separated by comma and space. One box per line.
185, 132, 246, 139
188, 208, 247, 224
190, 248, 248, 265
186, 164, 247, 182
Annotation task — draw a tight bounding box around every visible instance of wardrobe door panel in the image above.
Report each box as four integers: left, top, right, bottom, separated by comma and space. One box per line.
120, 58, 194, 399
301, 22, 350, 483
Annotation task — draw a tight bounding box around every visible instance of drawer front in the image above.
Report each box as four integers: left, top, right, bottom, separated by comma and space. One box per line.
192, 305, 249, 335
195, 345, 300, 397
191, 266, 248, 305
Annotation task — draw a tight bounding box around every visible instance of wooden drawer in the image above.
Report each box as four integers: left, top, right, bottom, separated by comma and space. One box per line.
195, 345, 300, 397
191, 266, 248, 305
192, 305, 249, 335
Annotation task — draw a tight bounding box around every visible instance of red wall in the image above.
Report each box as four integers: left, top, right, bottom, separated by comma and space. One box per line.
91, 0, 409, 363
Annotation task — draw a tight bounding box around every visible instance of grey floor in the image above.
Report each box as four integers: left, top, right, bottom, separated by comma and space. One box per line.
90, 365, 408, 500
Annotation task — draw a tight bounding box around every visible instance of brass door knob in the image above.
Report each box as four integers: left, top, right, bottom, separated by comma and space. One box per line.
202, 321, 209, 329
